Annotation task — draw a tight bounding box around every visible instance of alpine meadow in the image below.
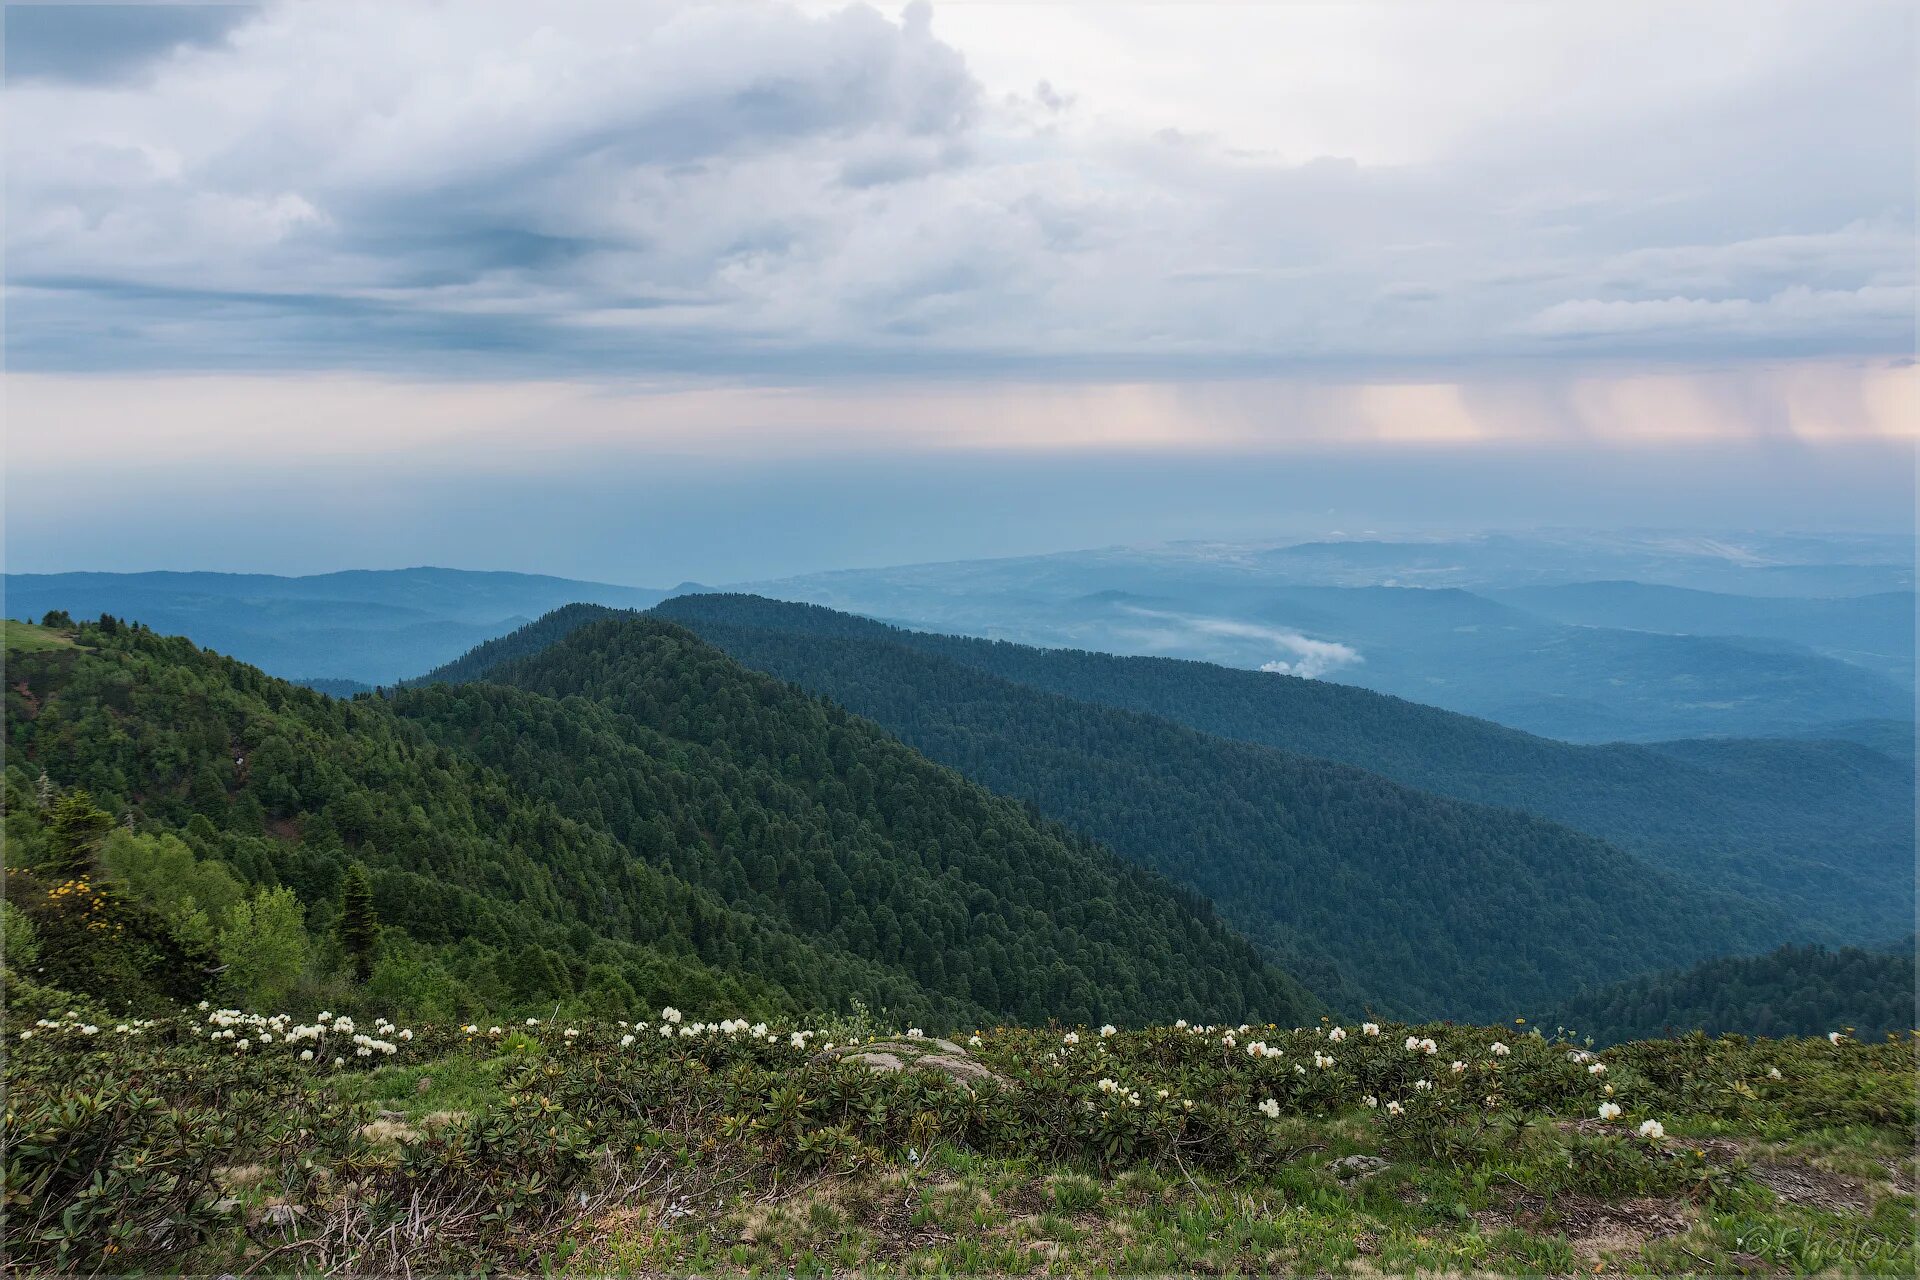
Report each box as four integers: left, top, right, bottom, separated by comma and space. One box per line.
3, 2, 1915, 1276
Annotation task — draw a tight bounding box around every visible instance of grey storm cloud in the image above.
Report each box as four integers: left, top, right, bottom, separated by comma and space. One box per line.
4, 0, 1913, 377
3, 4, 254, 85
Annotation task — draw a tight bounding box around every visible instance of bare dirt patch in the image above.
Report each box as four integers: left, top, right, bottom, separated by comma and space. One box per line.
1477, 1192, 1696, 1264
1748, 1162, 1873, 1213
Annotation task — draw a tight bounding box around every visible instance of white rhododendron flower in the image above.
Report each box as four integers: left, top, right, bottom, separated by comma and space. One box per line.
1063, 1032, 1078, 1045
968, 1035, 982, 1047
1489, 1042, 1510, 1056
1362, 1023, 1381, 1037
1327, 1026, 1347, 1042
1767, 1067, 1783, 1080
1100, 1025, 1117, 1037
1258, 1098, 1280, 1119
1587, 1062, 1606, 1075
1362, 1095, 1378, 1108
1385, 1100, 1404, 1116
1450, 1061, 1466, 1074
1828, 1031, 1845, 1045
1637, 1119, 1666, 1140
662, 1007, 682, 1024
1598, 1102, 1622, 1120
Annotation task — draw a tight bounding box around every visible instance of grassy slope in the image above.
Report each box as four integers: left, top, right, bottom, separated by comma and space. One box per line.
9, 994, 1913, 1278
4, 619, 77, 653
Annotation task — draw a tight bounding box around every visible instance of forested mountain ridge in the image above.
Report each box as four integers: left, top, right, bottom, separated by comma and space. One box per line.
427, 599, 1787, 1021
409, 601, 640, 686
431, 615, 1315, 1024
1545, 942, 1918, 1046
0, 617, 960, 1020
5, 615, 1314, 1028
5, 618, 811, 1019
645, 594, 1914, 942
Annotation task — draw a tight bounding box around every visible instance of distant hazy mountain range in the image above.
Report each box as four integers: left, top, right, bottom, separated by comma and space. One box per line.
740, 531, 1914, 743
7, 529, 1913, 742
1, 568, 669, 687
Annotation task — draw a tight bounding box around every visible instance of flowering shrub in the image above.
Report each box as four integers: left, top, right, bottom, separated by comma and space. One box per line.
3, 1006, 1912, 1273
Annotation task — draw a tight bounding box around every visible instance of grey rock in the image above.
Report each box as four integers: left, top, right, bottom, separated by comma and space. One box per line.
814, 1038, 1006, 1091
1326, 1154, 1390, 1180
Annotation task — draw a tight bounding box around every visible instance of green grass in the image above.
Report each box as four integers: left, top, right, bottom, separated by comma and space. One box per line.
4, 619, 76, 654
327, 1047, 511, 1122
574, 1136, 1916, 1276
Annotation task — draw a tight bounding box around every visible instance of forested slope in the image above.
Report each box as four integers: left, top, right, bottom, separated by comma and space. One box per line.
406, 615, 1314, 1025
649, 595, 1913, 941
5, 616, 1312, 1028
434, 599, 1784, 1020
1546, 943, 1917, 1046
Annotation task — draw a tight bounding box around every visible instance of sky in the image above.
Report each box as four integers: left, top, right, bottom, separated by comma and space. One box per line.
5, 0, 1915, 582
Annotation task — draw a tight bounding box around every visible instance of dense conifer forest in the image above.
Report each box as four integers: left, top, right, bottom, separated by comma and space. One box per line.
594, 600, 1785, 1020
646, 595, 1914, 942
5, 616, 1312, 1028
1547, 943, 1917, 1046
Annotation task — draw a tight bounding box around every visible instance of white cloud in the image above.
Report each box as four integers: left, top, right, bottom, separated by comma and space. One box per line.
1523, 285, 1916, 340
3, 0, 1912, 376
1119, 606, 1363, 679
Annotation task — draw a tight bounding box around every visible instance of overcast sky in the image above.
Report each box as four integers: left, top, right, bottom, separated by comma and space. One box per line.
5, 1, 1914, 580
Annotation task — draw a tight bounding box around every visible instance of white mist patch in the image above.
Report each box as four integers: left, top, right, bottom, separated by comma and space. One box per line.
1118, 607, 1362, 680
1257, 639, 1363, 680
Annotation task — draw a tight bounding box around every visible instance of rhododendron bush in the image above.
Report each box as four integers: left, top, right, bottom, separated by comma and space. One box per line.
4, 999, 1912, 1274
